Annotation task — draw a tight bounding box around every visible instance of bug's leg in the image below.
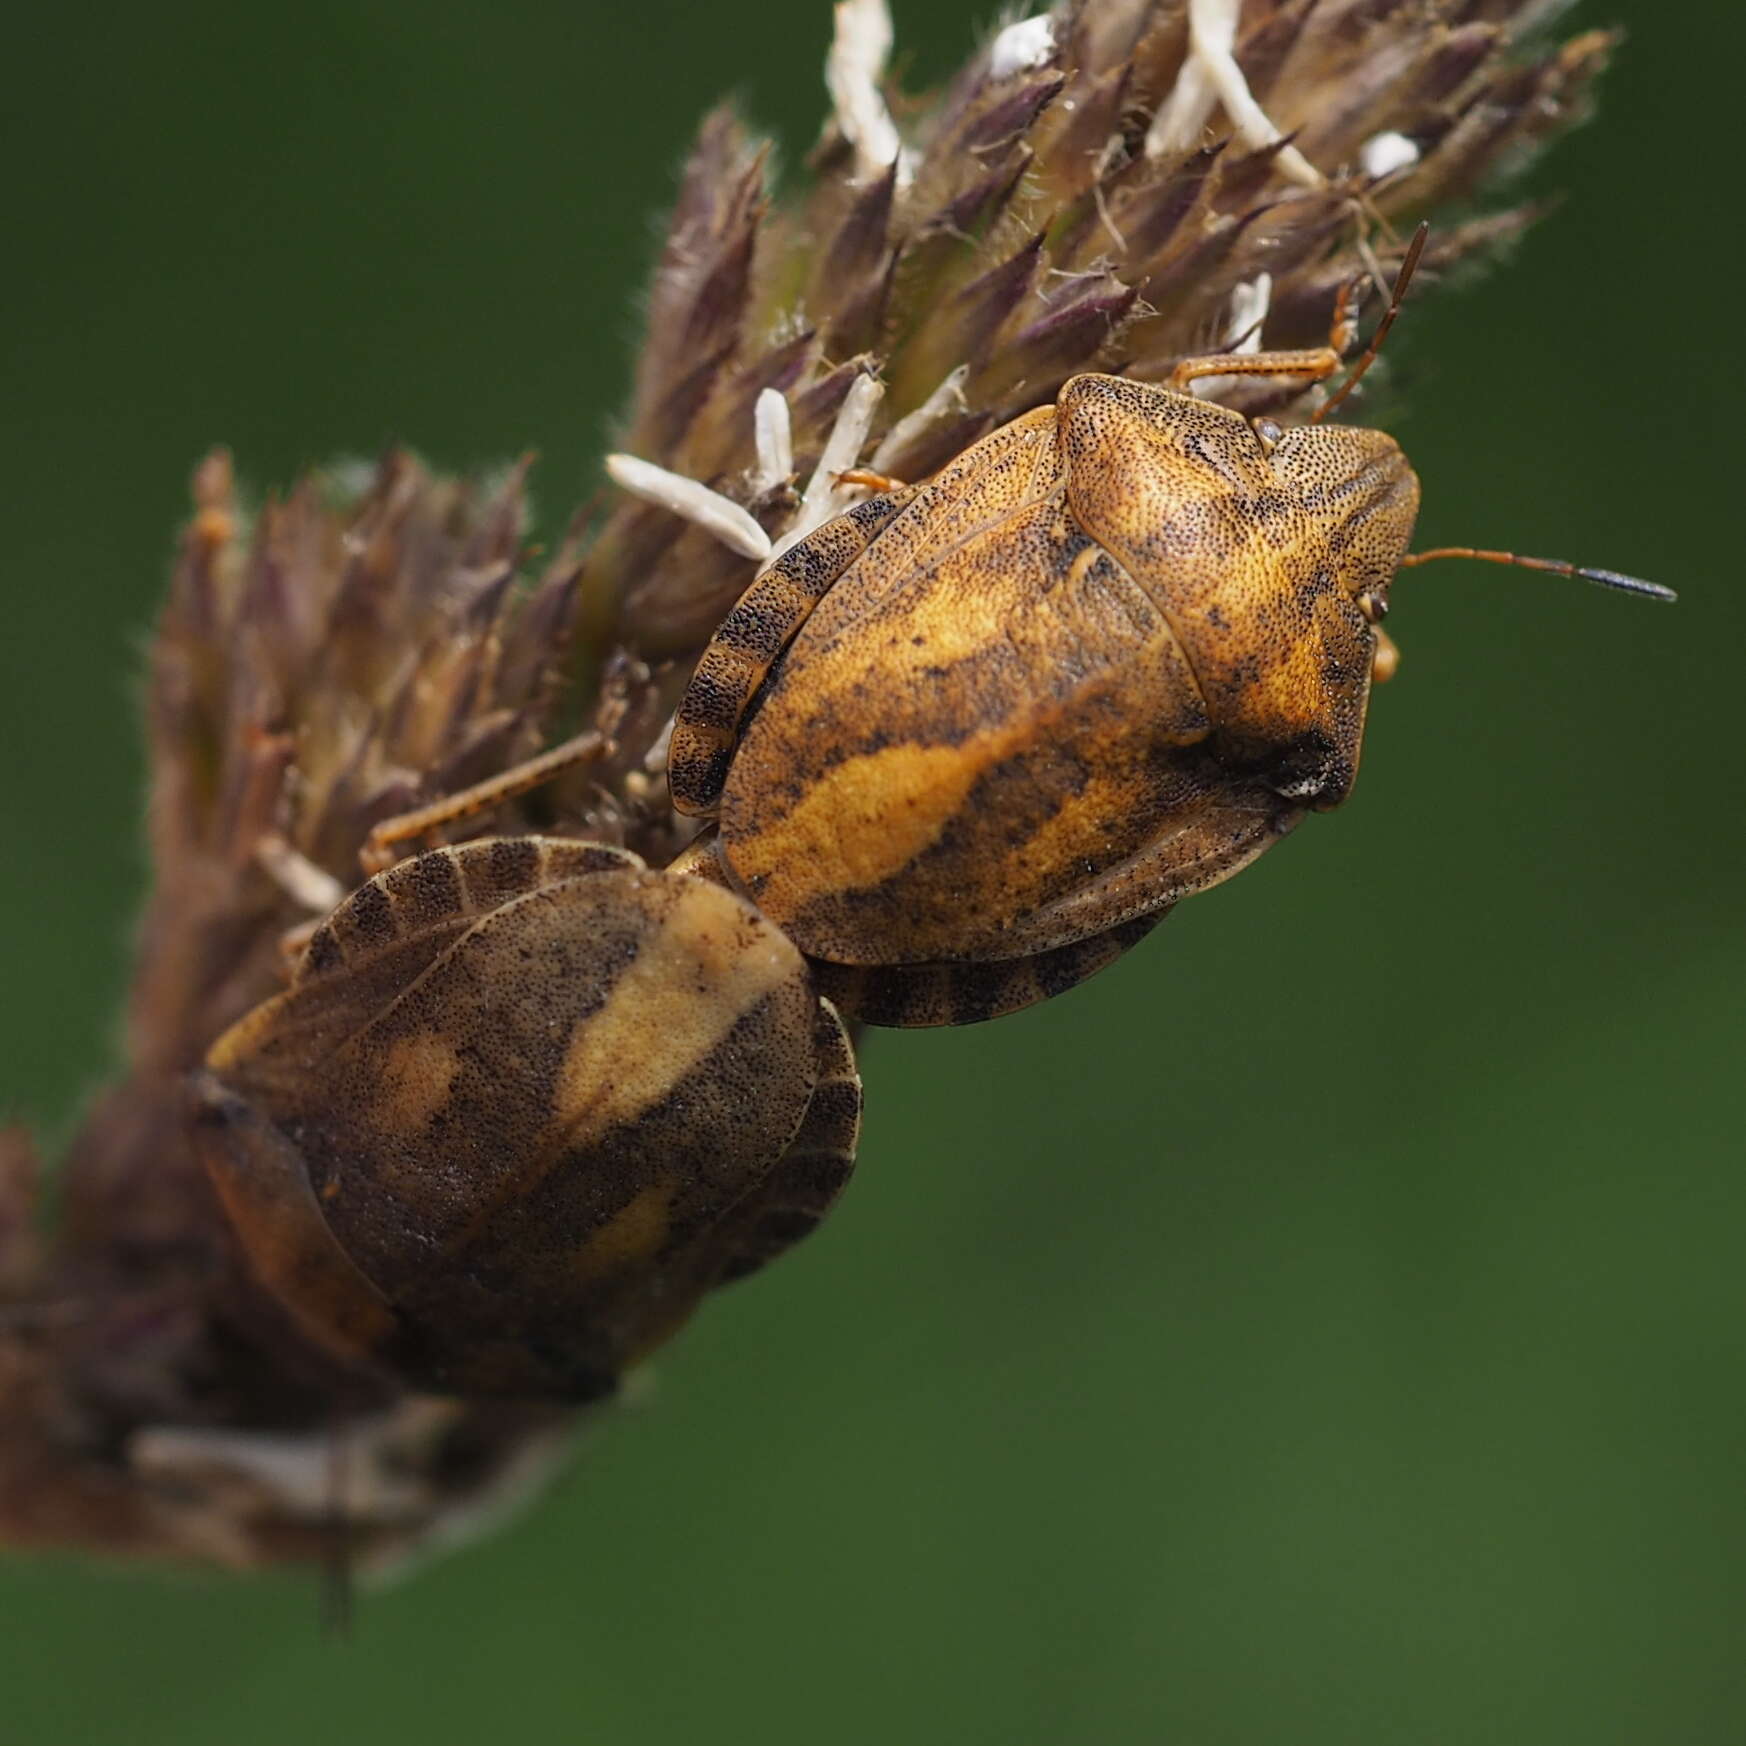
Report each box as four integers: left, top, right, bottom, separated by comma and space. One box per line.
359, 730, 608, 874
813, 913, 1165, 1029
713, 1000, 863, 1283
1168, 259, 1376, 396
1326, 270, 1365, 357
1169, 343, 1344, 396
835, 467, 908, 494
668, 487, 918, 818
665, 825, 733, 886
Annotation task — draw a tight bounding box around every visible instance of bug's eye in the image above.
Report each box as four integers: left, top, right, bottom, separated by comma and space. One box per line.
1356, 588, 1389, 623
1253, 417, 1283, 452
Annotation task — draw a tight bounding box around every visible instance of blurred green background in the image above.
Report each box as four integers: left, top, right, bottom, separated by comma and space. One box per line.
3, 2, 1742, 1741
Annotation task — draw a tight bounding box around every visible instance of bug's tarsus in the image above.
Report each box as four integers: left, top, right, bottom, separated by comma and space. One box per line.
1312, 220, 1429, 425
1398, 546, 1677, 603
1327, 270, 1366, 358
1165, 227, 1418, 402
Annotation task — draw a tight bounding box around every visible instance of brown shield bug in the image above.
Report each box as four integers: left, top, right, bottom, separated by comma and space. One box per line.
193, 836, 860, 1399
666, 229, 1673, 1025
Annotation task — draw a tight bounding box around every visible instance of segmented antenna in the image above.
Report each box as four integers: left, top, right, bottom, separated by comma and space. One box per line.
1312, 222, 1429, 425
1398, 546, 1677, 603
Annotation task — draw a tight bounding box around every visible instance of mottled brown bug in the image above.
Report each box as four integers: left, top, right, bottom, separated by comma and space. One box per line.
194, 836, 860, 1398
668, 240, 1672, 1026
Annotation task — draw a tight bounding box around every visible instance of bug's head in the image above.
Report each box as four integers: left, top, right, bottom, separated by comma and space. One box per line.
1263, 420, 1421, 631
1261, 218, 1675, 636
1182, 415, 1419, 814
1244, 422, 1677, 823
1261, 415, 1678, 686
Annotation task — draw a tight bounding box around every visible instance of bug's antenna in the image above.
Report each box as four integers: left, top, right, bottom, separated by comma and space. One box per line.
1398, 546, 1677, 603
1312, 221, 1429, 425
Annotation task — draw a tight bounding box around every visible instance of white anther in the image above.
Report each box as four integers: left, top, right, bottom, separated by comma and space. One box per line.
134, 1402, 579, 1577
826, 0, 910, 184
1146, 0, 1323, 188
1225, 272, 1272, 349
1190, 272, 1272, 400
643, 712, 677, 774
1359, 129, 1420, 180
255, 833, 346, 915
871, 365, 969, 472
774, 372, 886, 559
130, 1420, 429, 1520
988, 13, 1055, 79
605, 453, 773, 563
752, 388, 794, 494
1146, 43, 1218, 159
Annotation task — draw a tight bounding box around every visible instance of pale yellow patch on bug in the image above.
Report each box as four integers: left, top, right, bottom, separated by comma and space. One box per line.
574, 1178, 676, 1281
371, 1030, 463, 1136
544, 883, 801, 1155
730, 740, 991, 897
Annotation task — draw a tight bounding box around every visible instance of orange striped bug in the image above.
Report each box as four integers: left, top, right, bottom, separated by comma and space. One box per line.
665, 228, 1673, 1025
195, 837, 859, 1398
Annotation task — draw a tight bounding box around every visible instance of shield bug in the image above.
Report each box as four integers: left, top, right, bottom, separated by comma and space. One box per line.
193, 836, 860, 1399
667, 233, 1673, 1026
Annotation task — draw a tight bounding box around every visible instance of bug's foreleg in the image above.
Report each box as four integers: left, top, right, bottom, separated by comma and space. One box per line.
1168, 243, 1401, 399
1168, 344, 1343, 396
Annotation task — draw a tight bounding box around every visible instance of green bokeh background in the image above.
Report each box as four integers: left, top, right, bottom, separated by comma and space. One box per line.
3, 3, 1742, 1740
